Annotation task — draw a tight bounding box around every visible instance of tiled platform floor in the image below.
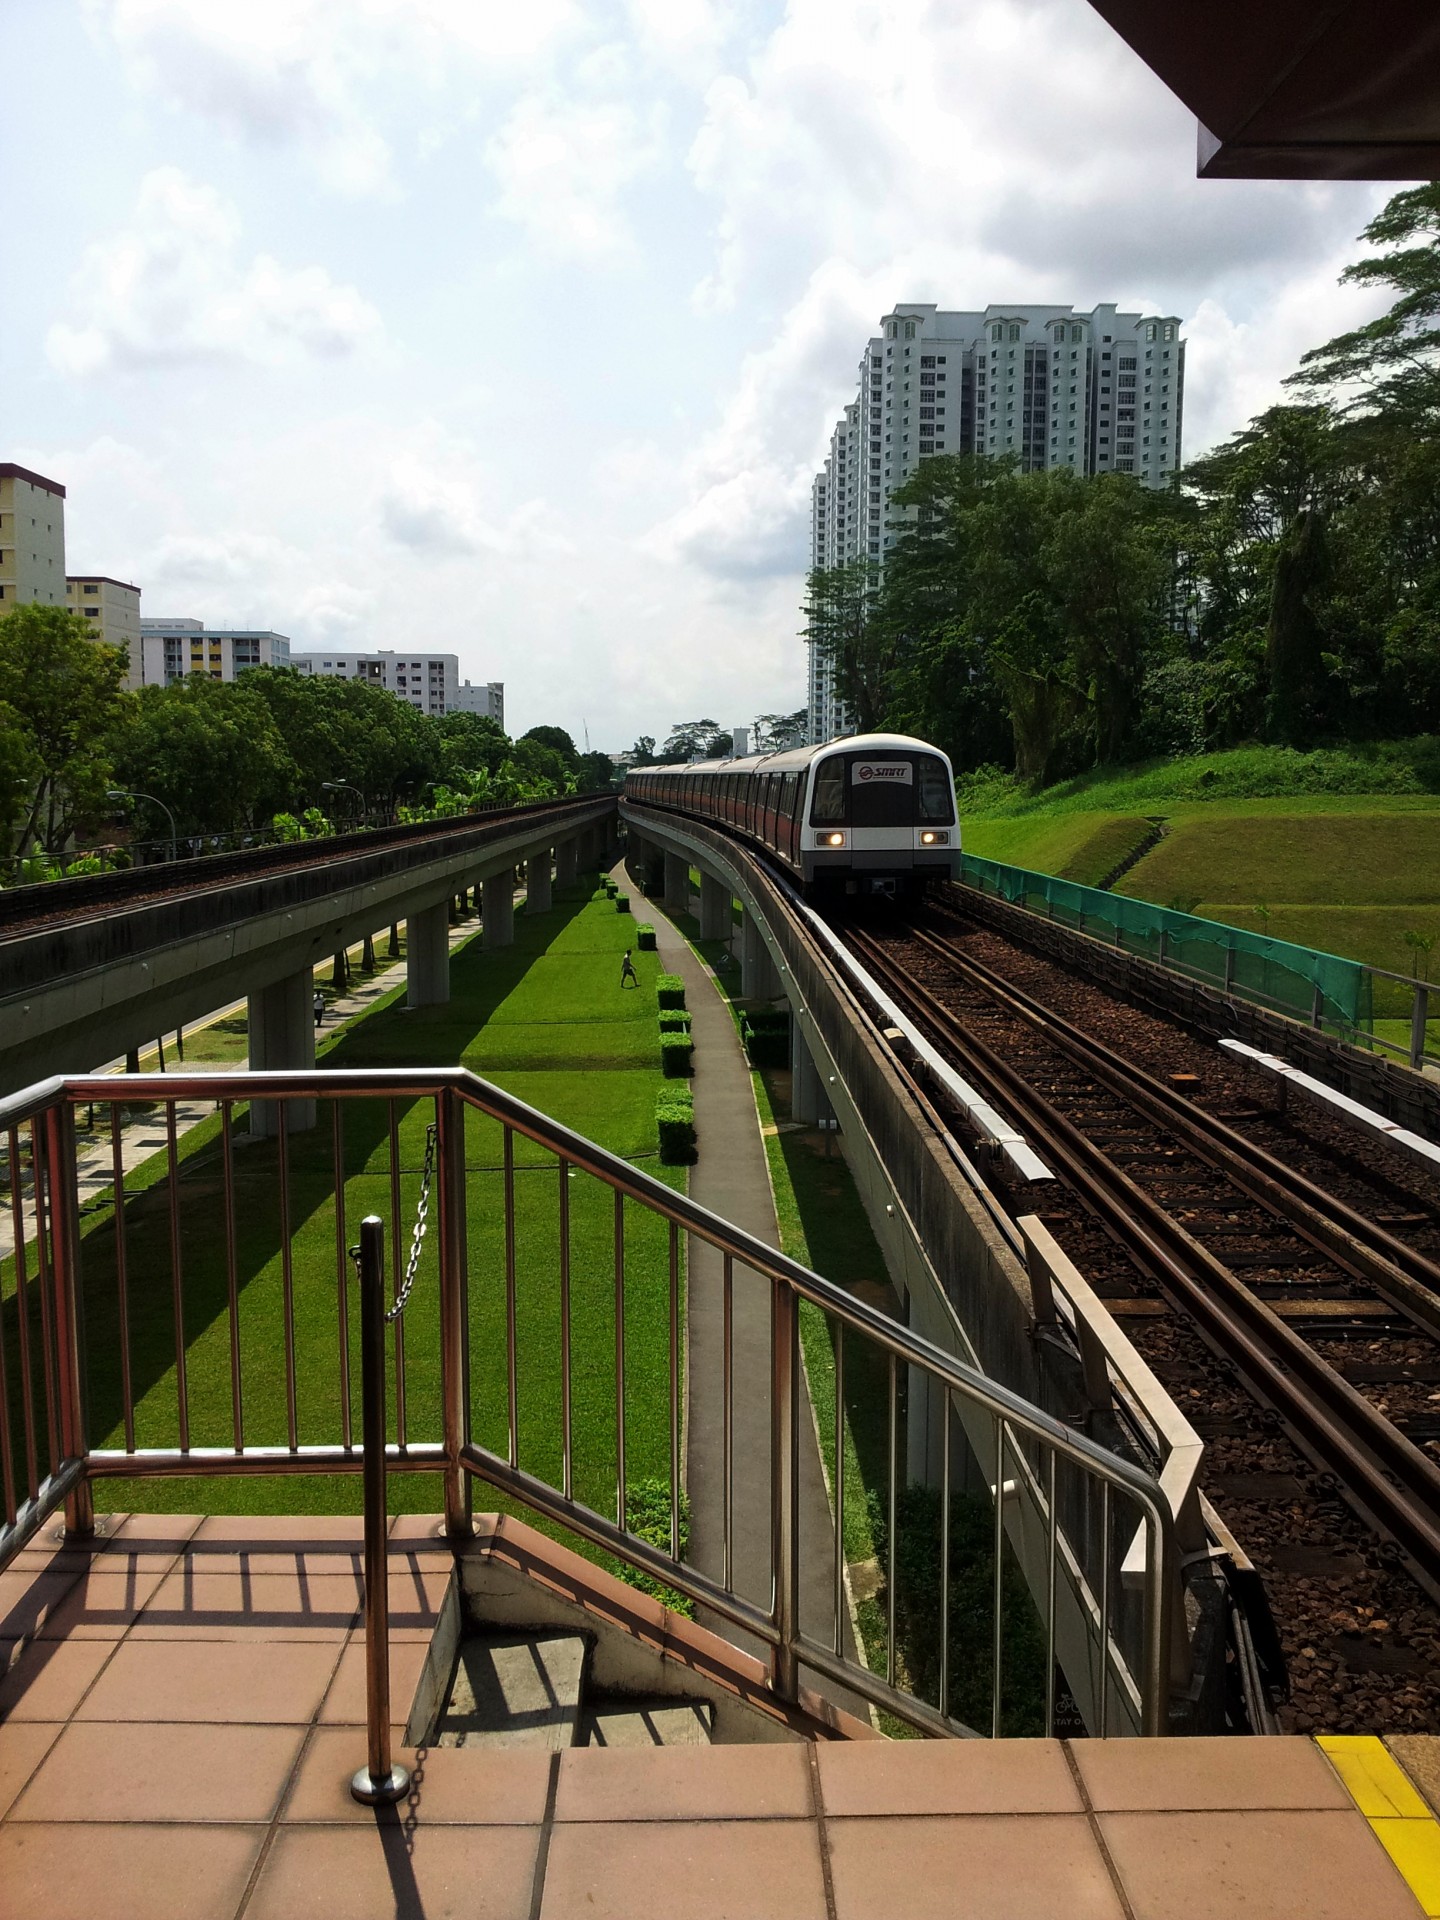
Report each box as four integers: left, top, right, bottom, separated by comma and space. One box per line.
1, 1513, 1435, 1919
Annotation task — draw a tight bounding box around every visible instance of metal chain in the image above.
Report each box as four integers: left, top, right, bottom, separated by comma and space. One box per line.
347, 1121, 437, 1323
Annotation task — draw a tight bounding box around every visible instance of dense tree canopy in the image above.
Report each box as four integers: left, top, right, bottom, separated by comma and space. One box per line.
806, 187, 1440, 781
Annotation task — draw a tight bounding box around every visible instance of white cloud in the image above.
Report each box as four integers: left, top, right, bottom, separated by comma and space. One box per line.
45, 169, 383, 376
376, 430, 571, 560
484, 88, 666, 260
88, 0, 586, 194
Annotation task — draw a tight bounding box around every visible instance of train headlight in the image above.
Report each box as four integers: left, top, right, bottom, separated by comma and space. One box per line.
823, 831, 846, 848
920, 830, 949, 846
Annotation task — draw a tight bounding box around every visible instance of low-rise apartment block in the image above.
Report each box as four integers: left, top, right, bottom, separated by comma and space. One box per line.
450, 678, 505, 727
139, 617, 292, 686
291, 649, 461, 718
67, 575, 142, 680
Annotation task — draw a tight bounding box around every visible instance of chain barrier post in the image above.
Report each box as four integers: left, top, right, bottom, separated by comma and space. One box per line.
45, 1102, 93, 1540
436, 1090, 472, 1540
351, 1214, 409, 1806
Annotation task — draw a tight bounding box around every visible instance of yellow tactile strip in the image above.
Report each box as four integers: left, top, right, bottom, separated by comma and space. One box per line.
1318, 1735, 1440, 1918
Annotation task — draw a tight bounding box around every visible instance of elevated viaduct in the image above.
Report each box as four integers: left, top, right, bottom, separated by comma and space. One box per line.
0, 795, 619, 1114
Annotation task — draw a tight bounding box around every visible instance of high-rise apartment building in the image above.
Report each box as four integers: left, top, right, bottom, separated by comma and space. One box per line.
0, 464, 67, 614
67, 576, 142, 682
807, 302, 1185, 741
139, 617, 292, 686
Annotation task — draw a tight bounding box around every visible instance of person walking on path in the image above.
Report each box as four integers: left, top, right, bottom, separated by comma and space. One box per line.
313, 988, 326, 1028
619, 949, 639, 989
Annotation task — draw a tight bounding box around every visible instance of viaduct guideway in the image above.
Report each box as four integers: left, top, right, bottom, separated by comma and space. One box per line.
0, 795, 619, 1108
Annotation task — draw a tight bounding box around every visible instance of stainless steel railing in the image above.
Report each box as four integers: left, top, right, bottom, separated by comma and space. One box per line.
0, 1065, 1182, 1741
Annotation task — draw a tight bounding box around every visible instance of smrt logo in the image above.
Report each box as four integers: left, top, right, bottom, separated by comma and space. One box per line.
852, 761, 911, 785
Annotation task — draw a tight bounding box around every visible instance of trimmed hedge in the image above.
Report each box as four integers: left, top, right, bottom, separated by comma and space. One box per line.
656, 973, 686, 1010
658, 1011, 691, 1034
740, 1008, 791, 1068
615, 892, 631, 913
661, 1033, 694, 1077
636, 924, 657, 951
656, 1085, 697, 1164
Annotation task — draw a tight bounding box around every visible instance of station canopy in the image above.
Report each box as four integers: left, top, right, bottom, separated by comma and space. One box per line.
1086, 0, 1440, 179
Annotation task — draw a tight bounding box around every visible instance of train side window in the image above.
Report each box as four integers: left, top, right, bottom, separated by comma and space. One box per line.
811, 757, 845, 824
916, 756, 954, 823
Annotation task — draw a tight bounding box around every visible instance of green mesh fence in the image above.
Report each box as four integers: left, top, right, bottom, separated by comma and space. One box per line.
959, 853, 1373, 1036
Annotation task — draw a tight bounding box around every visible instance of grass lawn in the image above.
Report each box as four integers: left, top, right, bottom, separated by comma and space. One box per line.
6, 885, 684, 1529
960, 812, 1154, 886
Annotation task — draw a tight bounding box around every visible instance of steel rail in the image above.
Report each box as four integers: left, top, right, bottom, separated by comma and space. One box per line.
844, 923, 1440, 1596
911, 922, 1440, 1329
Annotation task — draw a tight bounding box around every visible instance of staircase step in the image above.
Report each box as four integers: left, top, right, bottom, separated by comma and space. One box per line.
577, 1698, 715, 1748
436, 1632, 588, 1749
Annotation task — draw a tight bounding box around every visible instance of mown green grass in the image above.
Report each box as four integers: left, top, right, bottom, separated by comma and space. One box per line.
5, 886, 684, 1523
961, 812, 1154, 886
1115, 813, 1440, 910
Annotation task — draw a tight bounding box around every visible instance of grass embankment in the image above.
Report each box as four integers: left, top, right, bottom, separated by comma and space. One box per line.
6, 886, 682, 1525
959, 743, 1440, 1031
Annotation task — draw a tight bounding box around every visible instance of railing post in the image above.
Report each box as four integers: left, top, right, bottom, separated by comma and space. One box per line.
43, 1104, 92, 1540
1141, 1499, 1175, 1737
771, 1280, 800, 1703
435, 1087, 472, 1541
1411, 983, 1429, 1071
351, 1215, 409, 1806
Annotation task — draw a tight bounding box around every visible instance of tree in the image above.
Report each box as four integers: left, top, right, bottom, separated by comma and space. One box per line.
437, 712, 510, 783
1290, 184, 1440, 427
520, 724, 579, 770
0, 605, 130, 856
803, 558, 895, 732
751, 711, 808, 753
575, 750, 617, 791
110, 676, 296, 835
662, 719, 731, 761
625, 734, 659, 765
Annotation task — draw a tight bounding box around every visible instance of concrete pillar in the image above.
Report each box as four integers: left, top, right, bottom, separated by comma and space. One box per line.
527, 849, 552, 914
555, 838, 578, 889
700, 871, 730, 943
741, 909, 781, 1000
407, 900, 451, 1008
362, 933, 376, 971
248, 966, 317, 1137
790, 1014, 824, 1126
663, 851, 689, 913
483, 869, 515, 949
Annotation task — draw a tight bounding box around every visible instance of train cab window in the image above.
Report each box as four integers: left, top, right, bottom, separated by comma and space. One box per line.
916, 755, 955, 823
810, 757, 846, 824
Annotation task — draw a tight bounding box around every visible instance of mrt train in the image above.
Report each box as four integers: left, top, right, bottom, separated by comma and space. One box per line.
624, 732, 960, 897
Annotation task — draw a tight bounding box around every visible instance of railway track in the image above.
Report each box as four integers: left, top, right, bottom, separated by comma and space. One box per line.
834, 908, 1440, 1734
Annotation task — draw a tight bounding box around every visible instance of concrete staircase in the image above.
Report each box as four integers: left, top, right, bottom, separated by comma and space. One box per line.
435, 1630, 714, 1751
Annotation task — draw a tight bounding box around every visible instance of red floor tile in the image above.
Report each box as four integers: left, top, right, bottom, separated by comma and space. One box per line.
318, 1633, 431, 1728
818, 1735, 1080, 1816
77, 1637, 341, 1724
1099, 1809, 1425, 1920
129, 1567, 361, 1639
540, 1818, 829, 1920
11, 1719, 307, 1824
282, 1728, 553, 1825
0, 1638, 116, 1722
247, 1821, 541, 1919
827, 1812, 1125, 1920
0, 1721, 62, 1819
1073, 1735, 1352, 1811
555, 1742, 813, 1823
0, 1821, 265, 1920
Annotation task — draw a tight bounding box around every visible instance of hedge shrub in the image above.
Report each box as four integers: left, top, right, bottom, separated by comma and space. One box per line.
615, 892, 631, 913
658, 1011, 691, 1035
740, 1008, 791, 1068
656, 1084, 696, 1164
636, 924, 657, 951
661, 1033, 694, 1077
656, 973, 686, 1010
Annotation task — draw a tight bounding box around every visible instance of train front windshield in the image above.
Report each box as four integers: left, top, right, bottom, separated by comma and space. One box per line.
810, 753, 954, 827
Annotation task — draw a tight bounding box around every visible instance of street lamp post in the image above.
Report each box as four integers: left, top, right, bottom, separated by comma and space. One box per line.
321, 781, 366, 829
107, 788, 178, 864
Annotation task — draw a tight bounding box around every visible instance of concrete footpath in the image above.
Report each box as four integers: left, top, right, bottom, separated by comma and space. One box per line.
617, 863, 865, 1714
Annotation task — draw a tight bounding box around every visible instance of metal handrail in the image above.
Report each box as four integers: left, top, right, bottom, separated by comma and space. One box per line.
0, 1064, 1182, 1743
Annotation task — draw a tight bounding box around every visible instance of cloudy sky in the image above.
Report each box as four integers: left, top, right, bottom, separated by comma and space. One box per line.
3, 1, 1391, 748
